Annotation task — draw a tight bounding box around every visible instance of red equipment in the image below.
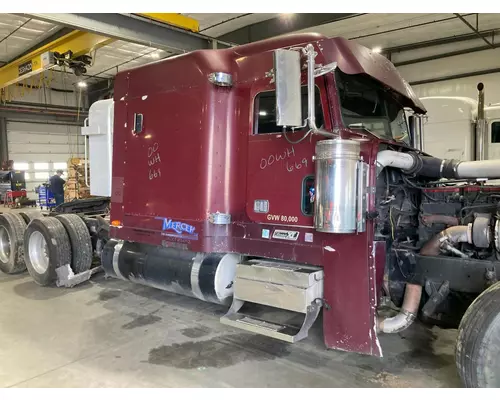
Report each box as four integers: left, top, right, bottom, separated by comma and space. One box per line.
4, 189, 27, 208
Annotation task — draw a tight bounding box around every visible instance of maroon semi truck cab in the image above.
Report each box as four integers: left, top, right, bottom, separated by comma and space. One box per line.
89, 33, 430, 357
90, 33, 428, 357
92, 33, 428, 357
68, 30, 500, 387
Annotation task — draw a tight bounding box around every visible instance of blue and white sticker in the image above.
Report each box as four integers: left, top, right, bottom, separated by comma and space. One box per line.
155, 217, 198, 240
305, 233, 314, 243
262, 229, 270, 239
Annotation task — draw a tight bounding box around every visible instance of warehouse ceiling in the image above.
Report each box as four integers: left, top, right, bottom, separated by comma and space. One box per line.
1, 13, 500, 92
296, 13, 500, 53
0, 14, 59, 63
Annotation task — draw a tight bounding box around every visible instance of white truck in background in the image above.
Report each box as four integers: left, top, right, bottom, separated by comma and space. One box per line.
418, 83, 500, 162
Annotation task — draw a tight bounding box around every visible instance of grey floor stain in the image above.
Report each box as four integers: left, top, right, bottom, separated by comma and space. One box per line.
122, 312, 162, 330
147, 333, 290, 369
343, 324, 455, 376
13, 280, 74, 300
394, 326, 455, 371
394, 348, 454, 370
180, 326, 211, 339
98, 289, 121, 301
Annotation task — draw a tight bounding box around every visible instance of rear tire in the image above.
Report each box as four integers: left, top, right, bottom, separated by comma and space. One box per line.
19, 210, 44, 224
456, 281, 500, 387
24, 217, 71, 286
55, 214, 92, 274
0, 213, 27, 274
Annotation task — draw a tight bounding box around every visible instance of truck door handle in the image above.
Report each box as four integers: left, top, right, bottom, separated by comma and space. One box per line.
133, 113, 143, 134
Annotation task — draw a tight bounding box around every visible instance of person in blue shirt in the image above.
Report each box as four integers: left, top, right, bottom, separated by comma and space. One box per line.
49, 170, 66, 206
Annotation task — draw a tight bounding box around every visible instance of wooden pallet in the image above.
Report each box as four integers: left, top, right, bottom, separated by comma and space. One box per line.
64, 157, 90, 200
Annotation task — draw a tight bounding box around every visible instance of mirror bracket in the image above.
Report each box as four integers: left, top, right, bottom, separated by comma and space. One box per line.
314, 62, 338, 77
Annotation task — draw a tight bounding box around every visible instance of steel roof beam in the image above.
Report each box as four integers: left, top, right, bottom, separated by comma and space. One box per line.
21, 13, 218, 53
0, 102, 87, 125
454, 13, 495, 49
349, 14, 473, 42
394, 44, 494, 67
136, 13, 200, 33
384, 28, 500, 54
0, 118, 7, 165
217, 13, 363, 44
409, 67, 500, 86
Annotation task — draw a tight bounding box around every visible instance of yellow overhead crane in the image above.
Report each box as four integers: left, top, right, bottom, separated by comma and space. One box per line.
0, 31, 113, 90
138, 13, 200, 32
0, 13, 199, 91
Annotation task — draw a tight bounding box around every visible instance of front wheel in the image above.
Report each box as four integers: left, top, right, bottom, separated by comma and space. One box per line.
456, 281, 500, 387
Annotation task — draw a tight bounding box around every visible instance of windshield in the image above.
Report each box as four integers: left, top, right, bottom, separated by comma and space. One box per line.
336, 69, 410, 145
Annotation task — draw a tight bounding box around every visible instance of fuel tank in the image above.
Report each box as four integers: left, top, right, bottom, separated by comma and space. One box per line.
101, 239, 241, 305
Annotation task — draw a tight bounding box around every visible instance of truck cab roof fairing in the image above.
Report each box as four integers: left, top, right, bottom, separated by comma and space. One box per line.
224, 33, 426, 115
227, 34, 426, 115
321, 37, 426, 115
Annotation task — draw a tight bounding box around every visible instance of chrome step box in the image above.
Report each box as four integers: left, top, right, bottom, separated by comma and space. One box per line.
220, 259, 324, 343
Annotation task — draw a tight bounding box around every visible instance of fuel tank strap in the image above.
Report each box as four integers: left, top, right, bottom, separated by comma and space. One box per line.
190, 252, 205, 301
112, 241, 126, 281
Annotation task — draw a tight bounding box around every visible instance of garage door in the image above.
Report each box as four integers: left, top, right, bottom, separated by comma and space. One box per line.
7, 121, 85, 198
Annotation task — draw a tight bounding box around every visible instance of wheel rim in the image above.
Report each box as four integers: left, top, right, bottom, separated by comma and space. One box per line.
0, 226, 11, 263
29, 231, 49, 274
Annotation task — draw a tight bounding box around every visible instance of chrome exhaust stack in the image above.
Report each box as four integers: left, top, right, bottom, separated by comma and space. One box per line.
475, 82, 488, 161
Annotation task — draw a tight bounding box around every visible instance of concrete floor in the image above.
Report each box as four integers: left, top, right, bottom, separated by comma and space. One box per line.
0, 266, 463, 388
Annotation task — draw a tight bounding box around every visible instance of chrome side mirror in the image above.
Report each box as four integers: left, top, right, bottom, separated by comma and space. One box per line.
273, 49, 302, 127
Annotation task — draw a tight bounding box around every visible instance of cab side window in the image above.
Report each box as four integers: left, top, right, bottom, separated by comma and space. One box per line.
253, 86, 324, 134
302, 176, 315, 216
491, 121, 500, 143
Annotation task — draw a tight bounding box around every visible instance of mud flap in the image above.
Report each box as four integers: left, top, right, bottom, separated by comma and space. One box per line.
55, 264, 102, 288
321, 239, 383, 357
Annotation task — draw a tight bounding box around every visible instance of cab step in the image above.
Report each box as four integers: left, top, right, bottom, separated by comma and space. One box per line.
220, 259, 324, 343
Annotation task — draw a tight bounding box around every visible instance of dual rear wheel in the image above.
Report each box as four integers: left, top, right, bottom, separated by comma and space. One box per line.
0, 213, 27, 274
0, 212, 92, 286
24, 215, 92, 286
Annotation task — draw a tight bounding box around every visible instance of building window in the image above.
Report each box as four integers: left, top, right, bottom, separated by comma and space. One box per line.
13, 162, 29, 170
35, 172, 49, 180
34, 162, 49, 170
53, 162, 67, 170
254, 86, 324, 134
491, 122, 500, 143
